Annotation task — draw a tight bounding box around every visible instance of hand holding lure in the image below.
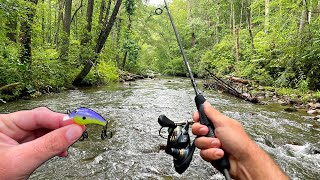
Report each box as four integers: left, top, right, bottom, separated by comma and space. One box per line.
64, 107, 113, 140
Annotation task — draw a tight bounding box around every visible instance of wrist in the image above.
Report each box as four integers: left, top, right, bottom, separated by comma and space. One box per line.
234, 142, 288, 180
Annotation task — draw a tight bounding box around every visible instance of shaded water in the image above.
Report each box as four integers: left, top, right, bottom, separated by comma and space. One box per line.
0, 77, 319, 179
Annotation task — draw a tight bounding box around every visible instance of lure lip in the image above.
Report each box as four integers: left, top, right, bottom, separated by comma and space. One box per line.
61, 114, 75, 126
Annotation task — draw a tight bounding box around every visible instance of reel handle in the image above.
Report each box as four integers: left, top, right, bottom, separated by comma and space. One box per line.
194, 94, 230, 173
158, 115, 176, 128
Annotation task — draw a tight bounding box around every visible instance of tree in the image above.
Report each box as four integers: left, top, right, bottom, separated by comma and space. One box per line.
60, 0, 72, 61
73, 0, 122, 86
19, 0, 39, 70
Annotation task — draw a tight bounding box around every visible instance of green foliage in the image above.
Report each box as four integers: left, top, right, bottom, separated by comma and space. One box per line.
97, 61, 119, 83
83, 60, 118, 85
125, 0, 136, 15
200, 36, 234, 76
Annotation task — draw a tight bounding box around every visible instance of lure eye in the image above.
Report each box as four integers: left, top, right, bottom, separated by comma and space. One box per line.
82, 116, 86, 120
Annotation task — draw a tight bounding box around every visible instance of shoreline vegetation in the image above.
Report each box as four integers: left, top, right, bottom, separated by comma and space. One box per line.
1, 73, 320, 119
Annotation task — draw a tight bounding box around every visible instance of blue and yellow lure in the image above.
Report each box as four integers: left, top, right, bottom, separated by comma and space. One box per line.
66, 107, 112, 140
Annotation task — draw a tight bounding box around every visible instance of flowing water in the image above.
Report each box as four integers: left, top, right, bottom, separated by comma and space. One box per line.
0, 77, 319, 179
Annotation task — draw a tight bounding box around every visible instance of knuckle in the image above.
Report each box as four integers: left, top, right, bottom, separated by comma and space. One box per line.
214, 127, 224, 137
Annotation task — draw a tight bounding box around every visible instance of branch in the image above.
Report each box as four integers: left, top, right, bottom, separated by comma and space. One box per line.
71, 0, 83, 23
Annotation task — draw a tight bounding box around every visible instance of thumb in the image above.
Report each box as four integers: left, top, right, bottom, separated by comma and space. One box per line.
14, 124, 83, 173
203, 102, 227, 127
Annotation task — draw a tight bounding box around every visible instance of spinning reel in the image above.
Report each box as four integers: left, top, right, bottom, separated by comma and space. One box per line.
158, 115, 195, 174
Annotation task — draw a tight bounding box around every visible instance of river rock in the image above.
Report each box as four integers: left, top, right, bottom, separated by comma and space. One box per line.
307, 109, 317, 114
278, 100, 288, 106
307, 102, 314, 109
288, 98, 302, 105
314, 103, 320, 109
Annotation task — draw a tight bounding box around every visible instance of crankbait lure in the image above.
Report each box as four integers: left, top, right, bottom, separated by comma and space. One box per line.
65, 107, 112, 140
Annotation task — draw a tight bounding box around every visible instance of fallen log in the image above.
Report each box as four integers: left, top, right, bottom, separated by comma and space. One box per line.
204, 69, 258, 104
0, 82, 22, 93
227, 76, 249, 85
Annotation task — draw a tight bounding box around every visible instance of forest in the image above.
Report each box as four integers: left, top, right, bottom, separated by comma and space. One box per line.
1, 0, 320, 102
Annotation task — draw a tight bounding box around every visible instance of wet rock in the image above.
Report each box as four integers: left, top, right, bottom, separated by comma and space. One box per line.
264, 139, 276, 148
312, 149, 320, 154
159, 144, 166, 150
312, 122, 320, 128
314, 103, 320, 109
288, 98, 302, 105
278, 100, 288, 106
284, 107, 297, 112
307, 102, 315, 109
307, 109, 317, 114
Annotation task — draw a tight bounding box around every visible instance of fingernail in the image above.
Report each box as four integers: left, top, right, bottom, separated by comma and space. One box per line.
215, 150, 223, 158
200, 127, 207, 134
211, 139, 218, 146
66, 125, 83, 142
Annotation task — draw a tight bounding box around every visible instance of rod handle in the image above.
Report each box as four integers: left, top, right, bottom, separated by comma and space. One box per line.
194, 94, 230, 172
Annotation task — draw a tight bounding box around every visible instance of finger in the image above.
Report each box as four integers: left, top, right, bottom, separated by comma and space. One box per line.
13, 124, 83, 173
202, 102, 228, 127
200, 148, 225, 161
0, 132, 18, 145
192, 111, 199, 122
5, 107, 66, 131
192, 123, 208, 136
195, 137, 221, 149
58, 150, 69, 157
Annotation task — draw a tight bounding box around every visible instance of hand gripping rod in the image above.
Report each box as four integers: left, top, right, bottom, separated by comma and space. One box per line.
163, 0, 231, 179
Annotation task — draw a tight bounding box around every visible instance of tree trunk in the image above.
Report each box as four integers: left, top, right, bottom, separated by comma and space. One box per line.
122, 51, 128, 71
86, 0, 94, 32
215, 2, 220, 44
240, 0, 244, 27
122, 15, 132, 71
19, 0, 39, 70
115, 17, 122, 67
73, 0, 122, 86
99, 0, 106, 25
231, 0, 235, 35
48, 0, 52, 43
308, 0, 312, 24
299, 0, 308, 33
55, 0, 64, 49
79, 0, 94, 62
60, 0, 72, 61
247, 0, 255, 53
42, 0, 45, 44
235, 26, 240, 62
265, 0, 269, 34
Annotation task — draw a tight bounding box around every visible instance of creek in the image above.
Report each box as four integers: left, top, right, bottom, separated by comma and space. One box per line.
0, 77, 319, 179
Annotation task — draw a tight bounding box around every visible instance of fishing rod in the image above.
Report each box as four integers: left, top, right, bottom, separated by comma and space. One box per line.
157, 0, 231, 179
